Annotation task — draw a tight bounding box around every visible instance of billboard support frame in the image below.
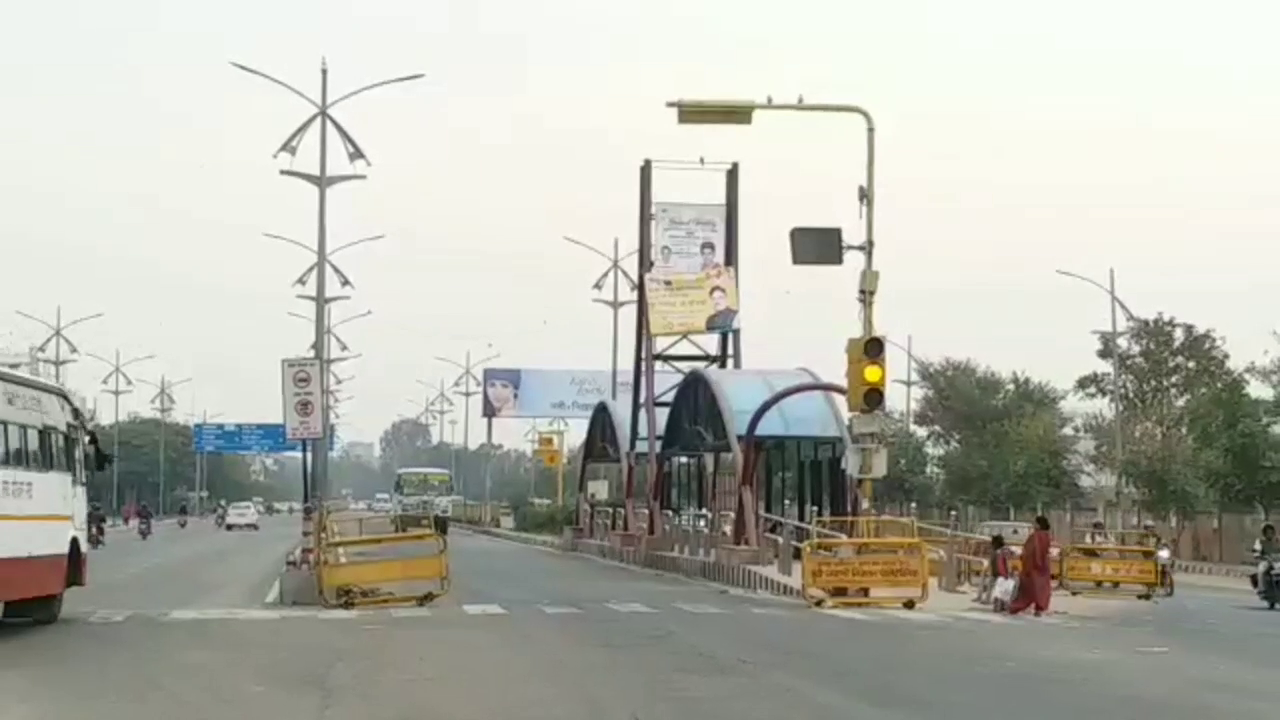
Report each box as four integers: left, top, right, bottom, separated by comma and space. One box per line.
624, 159, 741, 534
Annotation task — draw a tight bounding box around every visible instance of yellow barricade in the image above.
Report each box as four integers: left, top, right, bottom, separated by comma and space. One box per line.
801, 536, 930, 609
318, 508, 451, 609
1061, 538, 1159, 600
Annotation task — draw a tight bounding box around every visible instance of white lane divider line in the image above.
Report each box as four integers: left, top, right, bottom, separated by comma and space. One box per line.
165, 609, 284, 621
605, 602, 658, 613
86, 610, 132, 623
389, 608, 434, 618
944, 611, 1017, 624
749, 606, 792, 615
263, 578, 281, 605
819, 608, 881, 621
538, 605, 583, 614
461, 604, 508, 615
315, 609, 364, 620
673, 603, 728, 614
880, 609, 949, 622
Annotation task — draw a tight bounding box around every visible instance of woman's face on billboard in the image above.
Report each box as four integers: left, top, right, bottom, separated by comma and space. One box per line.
486, 379, 516, 409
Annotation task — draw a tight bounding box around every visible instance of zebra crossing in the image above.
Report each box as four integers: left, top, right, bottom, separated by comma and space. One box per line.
60, 603, 1094, 628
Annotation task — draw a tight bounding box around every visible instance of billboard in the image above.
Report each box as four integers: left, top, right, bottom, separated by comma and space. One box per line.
481, 369, 683, 418
652, 203, 726, 277
645, 267, 740, 336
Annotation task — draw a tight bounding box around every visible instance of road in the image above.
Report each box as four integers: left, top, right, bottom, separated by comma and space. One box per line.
1, 518, 1275, 719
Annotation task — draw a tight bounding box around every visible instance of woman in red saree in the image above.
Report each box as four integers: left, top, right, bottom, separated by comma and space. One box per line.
1008, 515, 1053, 616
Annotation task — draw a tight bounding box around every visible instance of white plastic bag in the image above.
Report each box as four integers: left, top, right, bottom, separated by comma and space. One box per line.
992, 577, 1016, 604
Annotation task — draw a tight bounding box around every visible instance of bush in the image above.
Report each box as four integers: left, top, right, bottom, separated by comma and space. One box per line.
515, 504, 575, 535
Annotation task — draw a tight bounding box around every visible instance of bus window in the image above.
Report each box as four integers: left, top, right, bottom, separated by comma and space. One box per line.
0, 422, 7, 465
50, 432, 67, 472
26, 428, 43, 470
7, 424, 26, 467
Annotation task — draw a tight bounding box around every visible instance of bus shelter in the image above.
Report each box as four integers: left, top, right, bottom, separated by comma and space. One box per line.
656, 369, 853, 546
576, 400, 667, 536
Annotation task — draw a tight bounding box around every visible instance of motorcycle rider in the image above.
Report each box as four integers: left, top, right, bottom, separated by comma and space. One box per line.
1251, 523, 1280, 590
88, 502, 107, 541
177, 501, 189, 518
136, 502, 154, 530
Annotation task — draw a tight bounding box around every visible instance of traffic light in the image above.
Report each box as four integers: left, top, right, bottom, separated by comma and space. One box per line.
846, 335, 886, 414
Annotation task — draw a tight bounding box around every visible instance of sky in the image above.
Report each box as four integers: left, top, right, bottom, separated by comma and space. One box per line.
1, 0, 1277, 452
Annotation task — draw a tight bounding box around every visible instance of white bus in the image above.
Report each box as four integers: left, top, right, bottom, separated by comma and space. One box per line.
393, 466, 453, 535
0, 367, 108, 624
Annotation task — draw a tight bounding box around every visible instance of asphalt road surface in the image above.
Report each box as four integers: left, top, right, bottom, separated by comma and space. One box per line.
1, 519, 1275, 719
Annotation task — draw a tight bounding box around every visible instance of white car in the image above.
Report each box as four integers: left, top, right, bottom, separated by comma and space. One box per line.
371, 494, 393, 513
225, 501, 261, 531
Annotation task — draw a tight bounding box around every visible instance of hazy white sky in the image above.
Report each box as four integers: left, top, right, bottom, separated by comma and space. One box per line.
2, 0, 1276, 450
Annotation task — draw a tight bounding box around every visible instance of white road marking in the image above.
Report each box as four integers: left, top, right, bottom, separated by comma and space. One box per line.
461, 604, 508, 615
880, 609, 949, 622
944, 611, 1017, 624
315, 609, 364, 620
86, 610, 131, 623
673, 603, 728, 614
605, 602, 658, 613
749, 606, 791, 615
263, 578, 281, 605
819, 608, 881, 621
538, 605, 583, 614
164, 609, 283, 621
389, 608, 434, 618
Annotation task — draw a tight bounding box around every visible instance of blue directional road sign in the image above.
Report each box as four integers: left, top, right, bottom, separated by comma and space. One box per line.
193, 423, 337, 455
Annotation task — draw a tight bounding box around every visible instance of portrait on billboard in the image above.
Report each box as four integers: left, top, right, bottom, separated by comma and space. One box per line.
645, 268, 741, 336
652, 203, 726, 277
482, 368, 522, 418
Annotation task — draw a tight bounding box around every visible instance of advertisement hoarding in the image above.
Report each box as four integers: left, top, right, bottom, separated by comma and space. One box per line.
281, 357, 324, 440
645, 267, 740, 336
651, 203, 727, 276
481, 369, 683, 419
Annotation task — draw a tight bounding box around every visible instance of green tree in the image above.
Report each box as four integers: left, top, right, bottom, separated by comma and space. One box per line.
1074, 314, 1235, 519
914, 358, 1079, 514
877, 412, 933, 512
93, 418, 260, 510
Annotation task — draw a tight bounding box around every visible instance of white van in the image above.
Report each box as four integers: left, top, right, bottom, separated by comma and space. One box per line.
371, 493, 393, 513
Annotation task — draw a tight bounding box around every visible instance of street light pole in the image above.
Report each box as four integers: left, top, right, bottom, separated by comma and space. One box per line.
886, 335, 918, 429
139, 375, 191, 515
186, 409, 224, 516
15, 306, 106, 384
1055, 267, 1138, 525
232, 58, 423, 503
562, 236, 639, 400
415, 379, 454, 444
86, 350, 156, 515
436, 349, 499, 500
666, 96, 877, 507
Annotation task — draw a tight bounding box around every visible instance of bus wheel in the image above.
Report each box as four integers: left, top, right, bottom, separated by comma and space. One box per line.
27, 593, 64, 625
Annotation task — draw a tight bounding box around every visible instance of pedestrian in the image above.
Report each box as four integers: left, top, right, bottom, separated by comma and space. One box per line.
1008, 515, 1053, 617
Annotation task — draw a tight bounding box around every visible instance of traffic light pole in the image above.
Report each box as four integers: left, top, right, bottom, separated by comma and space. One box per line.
854, 125, 878, 516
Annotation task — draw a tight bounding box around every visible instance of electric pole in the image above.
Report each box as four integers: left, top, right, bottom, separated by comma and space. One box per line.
86, 350, 155, 515
561, 236, 638, 399
232, 58, 422, 502
15, 306, 105, 384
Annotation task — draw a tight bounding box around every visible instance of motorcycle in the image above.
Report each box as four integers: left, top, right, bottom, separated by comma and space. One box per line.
177, 516, 188, 529
138, 518, 152, 541
1155, 545, 1175, 597
88, 523, 106, 549
1256, 555, 1280, 609
214, 511, 225, 529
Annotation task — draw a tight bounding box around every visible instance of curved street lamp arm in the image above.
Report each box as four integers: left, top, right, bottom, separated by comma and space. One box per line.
14, 310, 55, 332
562, 236, 611, 263
1054, 269, 1139, 323
229, 62, 320, 110
63, 312, 105, 331
331, 234, 385, 256
263, 232, 317, 256
327, 74, 426, 110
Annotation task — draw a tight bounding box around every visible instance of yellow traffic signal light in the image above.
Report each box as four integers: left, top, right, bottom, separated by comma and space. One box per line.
846, 335, 886, 414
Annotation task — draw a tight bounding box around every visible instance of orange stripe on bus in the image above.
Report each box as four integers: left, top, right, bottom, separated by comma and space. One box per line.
0, 514, 73, 522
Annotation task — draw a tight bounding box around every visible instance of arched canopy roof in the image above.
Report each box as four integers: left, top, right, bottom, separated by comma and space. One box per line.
660, 368, 850, 455
580, 400, 668, 465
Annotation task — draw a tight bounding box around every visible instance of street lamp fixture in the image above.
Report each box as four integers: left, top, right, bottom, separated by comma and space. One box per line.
561, 236, 638, 400
15, 307, 106, 384
264, 232, 385, 289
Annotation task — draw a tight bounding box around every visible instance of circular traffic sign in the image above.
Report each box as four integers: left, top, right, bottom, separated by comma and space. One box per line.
292, 368, 313, 390
295, 399, 315, 418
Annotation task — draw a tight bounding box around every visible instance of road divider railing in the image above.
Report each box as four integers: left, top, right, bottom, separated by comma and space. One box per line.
801, 517, 931, 609
1061, 529, 1160, 600
316, 508, 451, 609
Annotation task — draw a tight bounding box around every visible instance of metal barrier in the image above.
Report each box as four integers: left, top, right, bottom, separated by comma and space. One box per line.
317, 509, 451, 609
1061, 529, 1160, 600
801, 535, 930, 609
